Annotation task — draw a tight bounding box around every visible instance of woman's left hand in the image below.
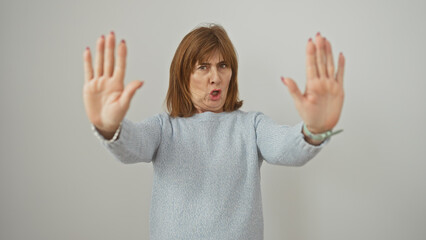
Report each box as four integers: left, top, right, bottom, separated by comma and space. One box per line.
282, 32, 345, 133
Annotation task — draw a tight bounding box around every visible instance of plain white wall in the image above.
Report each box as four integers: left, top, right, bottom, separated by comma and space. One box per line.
1, 0, 425, 239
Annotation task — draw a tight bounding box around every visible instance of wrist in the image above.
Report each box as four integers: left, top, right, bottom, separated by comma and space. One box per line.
92, 122, 122, 142
302, 123, 343, 144
93, 123, 121, 133
303, 124, 329, 134
302, 127, 325, 146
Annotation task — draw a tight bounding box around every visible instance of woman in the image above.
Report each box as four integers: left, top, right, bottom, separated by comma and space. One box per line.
83, 24, 345, 240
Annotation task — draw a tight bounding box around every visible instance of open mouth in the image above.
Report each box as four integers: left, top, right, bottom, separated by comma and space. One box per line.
209, 89, 222, 100
210, 89, 221, 96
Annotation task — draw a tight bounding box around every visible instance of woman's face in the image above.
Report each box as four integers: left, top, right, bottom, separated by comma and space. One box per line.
189, 51, 232, 113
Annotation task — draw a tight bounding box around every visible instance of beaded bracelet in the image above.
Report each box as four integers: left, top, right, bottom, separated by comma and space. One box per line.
303, 123, 343, 142
91, 122, 122, 143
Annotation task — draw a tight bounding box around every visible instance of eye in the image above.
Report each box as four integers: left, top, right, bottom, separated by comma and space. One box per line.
219, 63, 228, 69
198, 65, 207, 70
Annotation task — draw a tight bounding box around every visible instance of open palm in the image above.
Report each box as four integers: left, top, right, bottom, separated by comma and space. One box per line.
83, 32, 143, 134
282, 32, 345, 133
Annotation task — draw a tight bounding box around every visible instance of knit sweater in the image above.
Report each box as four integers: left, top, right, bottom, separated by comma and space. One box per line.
93, 110, 328, 240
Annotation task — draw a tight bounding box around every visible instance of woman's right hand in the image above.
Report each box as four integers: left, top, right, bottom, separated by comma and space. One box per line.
83, 32, 143, 137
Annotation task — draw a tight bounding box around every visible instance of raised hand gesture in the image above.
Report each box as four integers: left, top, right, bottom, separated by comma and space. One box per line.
282, 32, 345, 135
83, 32, 143, 138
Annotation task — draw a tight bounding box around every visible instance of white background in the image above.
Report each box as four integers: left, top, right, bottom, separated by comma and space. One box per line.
1, 0, 425, 239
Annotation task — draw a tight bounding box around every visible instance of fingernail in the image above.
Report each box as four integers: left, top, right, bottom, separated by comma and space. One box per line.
110, 31, 115, 35
86, 46, 90, 51
316, 32, 321, 36
101, 35, 105, 39
281, 77, 287, 85
308, 38, 312, 42
121, 39, 125, 44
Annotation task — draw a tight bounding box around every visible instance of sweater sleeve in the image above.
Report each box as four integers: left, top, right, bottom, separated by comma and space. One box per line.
92, 115, 162, 164
254, 112, 329, 166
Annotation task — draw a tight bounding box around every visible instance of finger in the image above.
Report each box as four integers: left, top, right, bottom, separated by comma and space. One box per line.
315, 32, 327, 78
95, 35, 105, 78
324, 38, 335, 79
281, 77, 303, 104
336, 53, 345, 85
306, 38, 318, 80
120, 80, 144, 107
113, 39, 126, 81
104, 31, 115, 77
83, 47, 93, 82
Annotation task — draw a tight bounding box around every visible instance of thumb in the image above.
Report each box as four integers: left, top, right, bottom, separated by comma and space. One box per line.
120, 80, 144, 106
281, 77, 303, 104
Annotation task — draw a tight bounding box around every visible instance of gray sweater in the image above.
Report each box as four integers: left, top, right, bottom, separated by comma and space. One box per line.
94, 110, 328, 240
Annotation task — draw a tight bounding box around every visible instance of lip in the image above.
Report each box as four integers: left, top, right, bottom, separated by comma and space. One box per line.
209, 89, 222, 101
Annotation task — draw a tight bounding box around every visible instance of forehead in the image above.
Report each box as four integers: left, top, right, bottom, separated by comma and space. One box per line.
197, 50, 225, 64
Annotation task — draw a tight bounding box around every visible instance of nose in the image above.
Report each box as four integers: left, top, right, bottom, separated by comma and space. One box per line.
209, 67, 221, 85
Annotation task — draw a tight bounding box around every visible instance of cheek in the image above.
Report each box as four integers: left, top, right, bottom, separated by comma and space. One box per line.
223, 72, 232, 89
189, 74, 202, 88
189, 75, 208, 97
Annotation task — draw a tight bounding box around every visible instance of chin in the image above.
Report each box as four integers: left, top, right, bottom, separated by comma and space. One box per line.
200, 104, 224, 113
211, 106, 225, 113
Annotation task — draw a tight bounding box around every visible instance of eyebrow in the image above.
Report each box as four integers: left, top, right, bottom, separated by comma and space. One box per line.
198, 60, 227, 65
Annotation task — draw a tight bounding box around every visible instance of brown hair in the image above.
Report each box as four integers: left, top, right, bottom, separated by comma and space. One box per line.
166, 24, 243, 118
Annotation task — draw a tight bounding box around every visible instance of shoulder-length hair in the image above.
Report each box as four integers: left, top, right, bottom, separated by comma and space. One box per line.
166, 24, 243, 118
